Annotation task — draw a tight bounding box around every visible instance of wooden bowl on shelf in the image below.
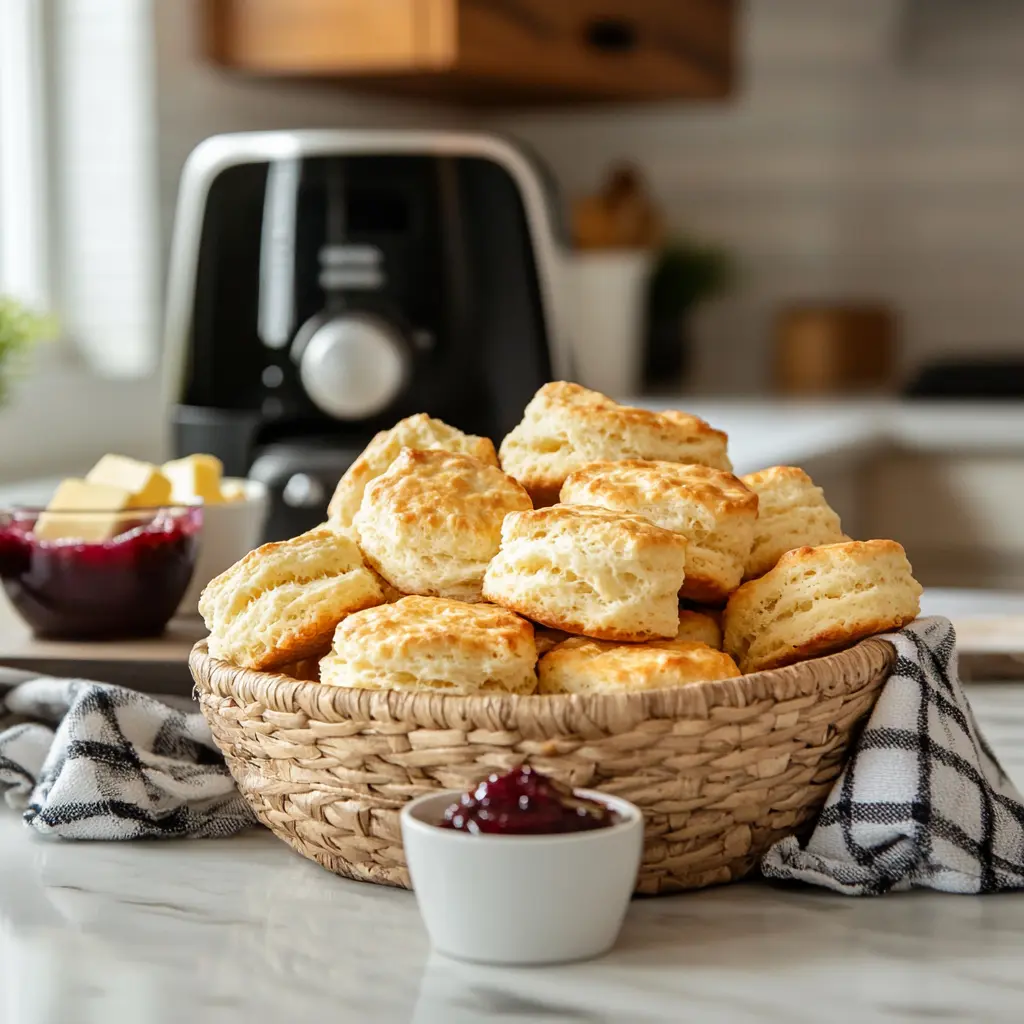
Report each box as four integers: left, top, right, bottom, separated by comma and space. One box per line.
189, 637, 894, 895
774, 303, 898, 395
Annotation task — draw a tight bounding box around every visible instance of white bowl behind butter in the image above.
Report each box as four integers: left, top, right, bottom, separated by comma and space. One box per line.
155, 454, 268, 616
177, 478, 268, 618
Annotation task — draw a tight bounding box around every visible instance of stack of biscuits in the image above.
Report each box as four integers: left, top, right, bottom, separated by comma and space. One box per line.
199, 382, 923, 697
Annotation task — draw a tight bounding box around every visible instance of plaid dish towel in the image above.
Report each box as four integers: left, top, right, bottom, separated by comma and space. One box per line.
762, 616, 1024, 894
0, 668, 255, 839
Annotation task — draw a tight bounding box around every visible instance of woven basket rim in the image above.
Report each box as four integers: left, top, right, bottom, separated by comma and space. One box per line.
189, 636, 896, 722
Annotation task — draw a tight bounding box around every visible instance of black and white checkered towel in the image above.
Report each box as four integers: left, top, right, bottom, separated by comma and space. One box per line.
762, 616, 1024, 894
2, 616, 1023, 892
0, 669, 255, 839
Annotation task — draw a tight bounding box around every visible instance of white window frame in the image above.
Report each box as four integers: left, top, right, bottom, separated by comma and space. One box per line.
0, 0, 52, 310
0, 0, 159, 378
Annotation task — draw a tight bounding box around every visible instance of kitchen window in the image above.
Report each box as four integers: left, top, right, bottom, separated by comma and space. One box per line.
0, 0, 160, 377
0, 0, 51, 309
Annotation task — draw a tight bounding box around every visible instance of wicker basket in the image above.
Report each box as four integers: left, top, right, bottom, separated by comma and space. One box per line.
190, 637, 894, 894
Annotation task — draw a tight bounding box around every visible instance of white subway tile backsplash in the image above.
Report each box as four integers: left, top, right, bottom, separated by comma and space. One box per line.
495, 0, 1024, 392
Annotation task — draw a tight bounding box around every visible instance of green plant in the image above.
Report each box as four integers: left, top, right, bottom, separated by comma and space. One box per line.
0, 296, 55, 405
647, 239, 735, 322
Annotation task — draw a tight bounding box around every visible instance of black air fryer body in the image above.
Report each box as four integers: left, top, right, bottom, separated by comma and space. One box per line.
164, 131, 569, 540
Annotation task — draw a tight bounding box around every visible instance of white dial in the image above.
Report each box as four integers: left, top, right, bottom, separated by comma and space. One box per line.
298, 314, 408, 420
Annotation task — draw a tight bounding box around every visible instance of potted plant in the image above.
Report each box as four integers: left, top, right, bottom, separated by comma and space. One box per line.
643, 239, 734, 392
568, 164, 665, 397
0, 296, 55, 405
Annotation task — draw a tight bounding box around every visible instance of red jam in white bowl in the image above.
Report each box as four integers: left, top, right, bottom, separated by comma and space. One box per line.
439, 766, 619, 836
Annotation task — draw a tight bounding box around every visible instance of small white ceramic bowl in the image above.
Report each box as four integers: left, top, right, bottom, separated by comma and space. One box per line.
176, 479, 268, 617
400, 788, 644, 966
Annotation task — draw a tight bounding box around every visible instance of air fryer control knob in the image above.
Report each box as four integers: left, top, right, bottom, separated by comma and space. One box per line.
282, 473, 325, 509
298, 314, 408, 420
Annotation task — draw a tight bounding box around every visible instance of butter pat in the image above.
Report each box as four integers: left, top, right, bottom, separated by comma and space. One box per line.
163, 454, 224, 505
86, 454, 172, 509
34, 479, 135, 543
220, 479, 247, 503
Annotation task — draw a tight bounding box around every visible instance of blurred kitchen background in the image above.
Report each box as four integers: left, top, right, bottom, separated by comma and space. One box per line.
2, 0, 1024, 592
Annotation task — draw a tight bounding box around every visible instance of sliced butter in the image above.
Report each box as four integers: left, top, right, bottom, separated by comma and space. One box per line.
163, 454, 224, 505
34, 479, 135, 543
86, 454, 172, 509
220, 479, 247, 503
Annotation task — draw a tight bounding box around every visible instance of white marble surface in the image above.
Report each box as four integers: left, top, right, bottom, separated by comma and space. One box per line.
638, 399, 1024, 475
1, 685, 1024, 1023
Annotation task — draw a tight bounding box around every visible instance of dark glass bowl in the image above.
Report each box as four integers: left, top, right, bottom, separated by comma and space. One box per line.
0, 505, 203, 640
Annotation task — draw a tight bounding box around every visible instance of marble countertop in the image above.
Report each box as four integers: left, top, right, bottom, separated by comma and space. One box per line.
639, 399, 1024, 475
4, 398, 1024, 1020
2, 683, 1024, 1023
5, 400, 1024, 501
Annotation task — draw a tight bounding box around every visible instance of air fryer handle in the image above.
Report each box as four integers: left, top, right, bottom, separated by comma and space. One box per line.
172, 406, 261, 478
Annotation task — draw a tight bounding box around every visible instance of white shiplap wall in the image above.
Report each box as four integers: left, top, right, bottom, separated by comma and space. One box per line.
491, 0, 1024, 394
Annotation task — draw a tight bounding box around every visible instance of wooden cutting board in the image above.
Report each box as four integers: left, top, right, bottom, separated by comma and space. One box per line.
0, 596, 205, 695
951, 616, 1024, 681
1, 593, 1022, 692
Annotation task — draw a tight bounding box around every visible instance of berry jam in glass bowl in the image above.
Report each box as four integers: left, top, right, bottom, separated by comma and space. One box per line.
439, 765, 620, 835
0, 506, 202, 640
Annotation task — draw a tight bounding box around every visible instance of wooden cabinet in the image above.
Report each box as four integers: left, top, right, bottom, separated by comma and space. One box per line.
204, 0, 735, 104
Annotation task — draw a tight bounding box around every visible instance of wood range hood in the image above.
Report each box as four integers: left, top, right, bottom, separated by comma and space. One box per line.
203, 0, 737, 105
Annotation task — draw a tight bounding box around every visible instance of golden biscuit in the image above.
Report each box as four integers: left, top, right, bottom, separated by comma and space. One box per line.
561, 460, 757, 603
535, 627, 573, 657
723, 539, 922, 674
316, 520, 406, 601
353, 448, 531, 603
199, 525, 385, 670
319, 596, 537, 695
498, 382, 731, 506
742, 466, 845, 580
482, 504, 688, 641
328, 414, 497, 526
538, 637, 740, 695
538, 611, 718, 657
667, 609, 723, 650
